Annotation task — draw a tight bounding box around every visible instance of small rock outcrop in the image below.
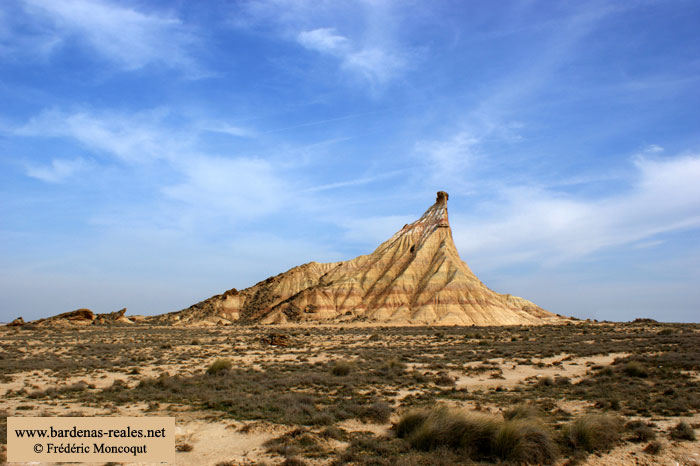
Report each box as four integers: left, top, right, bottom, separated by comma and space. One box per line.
32, 307, 134, 326
6, 317, 25, 327
93, 308, 133, 325
37, 308, 95, 326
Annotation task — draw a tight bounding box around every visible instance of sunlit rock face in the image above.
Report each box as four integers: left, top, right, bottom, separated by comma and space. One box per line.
157, 192, 561, 326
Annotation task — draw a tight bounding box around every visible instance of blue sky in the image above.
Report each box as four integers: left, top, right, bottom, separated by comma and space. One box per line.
1, 0, 699, 322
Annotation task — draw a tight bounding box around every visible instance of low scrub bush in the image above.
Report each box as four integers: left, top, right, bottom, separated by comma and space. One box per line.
669, 421, 696, 441
622, 361, 648, 378
330, 360, 355, 376
625, 420, 656, 442
503, 404, 541, 421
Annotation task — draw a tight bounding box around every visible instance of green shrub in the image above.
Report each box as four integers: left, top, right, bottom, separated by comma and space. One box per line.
206, 358, 232, 375
563, 414, 623, 452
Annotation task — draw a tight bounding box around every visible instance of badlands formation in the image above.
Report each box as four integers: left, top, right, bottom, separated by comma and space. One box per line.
158, 192, 561, 326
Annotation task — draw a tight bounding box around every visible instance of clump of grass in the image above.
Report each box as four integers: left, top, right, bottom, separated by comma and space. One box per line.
330, 360, 355, 376
562, 414, 623, 452
669, 421, 696, 441
320, 425, 346, 440
503, 404, 541, 421
361, 401, 392, 423
206, 358, 232, 375
493, 418, 559, 464
175, 443, 193, 452
395, 405, 558, 464
395, 409, 430, 440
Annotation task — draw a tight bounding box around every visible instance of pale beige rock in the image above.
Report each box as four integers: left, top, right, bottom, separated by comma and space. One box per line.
156, 191, 562, 326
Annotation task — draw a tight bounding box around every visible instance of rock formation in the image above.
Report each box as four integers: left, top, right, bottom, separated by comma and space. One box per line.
6, 317, 25, 327
157, 191, 561, 326
32, 308, 134, 326
35, 308, 95, 326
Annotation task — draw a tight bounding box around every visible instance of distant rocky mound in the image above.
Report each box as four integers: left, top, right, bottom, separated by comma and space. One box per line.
155, 191, 563, 326
8, 308, 135, 327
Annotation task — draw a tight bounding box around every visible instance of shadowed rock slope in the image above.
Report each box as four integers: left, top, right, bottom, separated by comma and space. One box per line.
156, 191, 561, 326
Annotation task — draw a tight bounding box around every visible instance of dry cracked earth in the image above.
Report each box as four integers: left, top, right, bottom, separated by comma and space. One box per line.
1, 321, 699, 465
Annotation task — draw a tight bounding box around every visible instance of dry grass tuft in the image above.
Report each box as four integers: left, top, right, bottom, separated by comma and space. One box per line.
395, 405, 558, 464
330, 360, 355, 376
563, 414, 623, 452
206, 358, 232, 375
503, 403, 541, 421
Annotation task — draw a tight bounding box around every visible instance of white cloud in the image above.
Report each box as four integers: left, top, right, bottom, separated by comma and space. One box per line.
12, 107, 296, 223
342, 47, 406, 85
234, 1, 412, 87
162, 156, 289, 220
25, 157, 87, 183
451, 153, 700, 269
21, 0, 200, 72
201, 123, 257, 138
15, 109, 190, 163
415, 131, 480, 184
297, 27, 348, 53
338, 215, 415, 246
296, 27, 407, 85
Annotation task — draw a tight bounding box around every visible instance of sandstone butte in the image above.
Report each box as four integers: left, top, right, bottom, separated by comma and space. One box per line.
154, 191, 564, 326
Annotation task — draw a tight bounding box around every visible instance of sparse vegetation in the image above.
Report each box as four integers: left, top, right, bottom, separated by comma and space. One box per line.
1, 321, 699, 465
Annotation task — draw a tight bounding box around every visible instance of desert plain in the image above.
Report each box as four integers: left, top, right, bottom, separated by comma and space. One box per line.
1, 320, 699, 465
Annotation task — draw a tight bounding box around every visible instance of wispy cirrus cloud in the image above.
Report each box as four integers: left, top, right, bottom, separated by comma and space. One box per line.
296, 27, 407, 85
452, 151, 700, 269
234, 0, 414, 87
18, 0, 202, 73
297, 27, 348, 53
162, 156, 290, 220
9, 107, 297, 222
415, 131, 481, 186
24, 157, 88, 183
14, 108, 189, 163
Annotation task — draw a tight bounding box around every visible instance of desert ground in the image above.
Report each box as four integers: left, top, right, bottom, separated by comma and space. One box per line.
1, 320, 699, 465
